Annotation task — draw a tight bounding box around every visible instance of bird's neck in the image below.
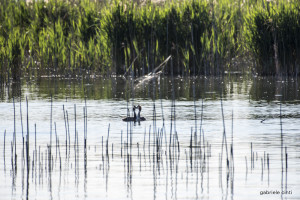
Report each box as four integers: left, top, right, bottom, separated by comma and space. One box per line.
138, 111, 140, 119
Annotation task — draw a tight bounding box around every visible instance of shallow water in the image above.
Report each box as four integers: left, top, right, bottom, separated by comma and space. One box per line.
0, 76, 299, 200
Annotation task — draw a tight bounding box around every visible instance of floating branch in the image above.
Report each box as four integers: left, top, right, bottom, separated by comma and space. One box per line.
134, 55, 172, 89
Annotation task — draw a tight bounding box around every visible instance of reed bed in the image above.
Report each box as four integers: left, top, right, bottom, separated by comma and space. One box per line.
1, 94, 290, 199
0, 0, 300, 83
245, 0, 300, 76
0, 56, 291, 198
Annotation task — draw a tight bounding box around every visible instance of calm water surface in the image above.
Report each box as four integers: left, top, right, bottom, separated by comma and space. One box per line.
0, 76, 299, 200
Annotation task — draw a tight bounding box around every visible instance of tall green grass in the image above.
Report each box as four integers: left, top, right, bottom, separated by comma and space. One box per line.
0, 0, 299, 83
245, 0, 300, 76
0, 0, 109, 82
105, 0, 212, 75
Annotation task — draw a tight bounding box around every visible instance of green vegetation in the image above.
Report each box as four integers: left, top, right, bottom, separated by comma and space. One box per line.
0, 0, 299, 83
245, 0, 300, 76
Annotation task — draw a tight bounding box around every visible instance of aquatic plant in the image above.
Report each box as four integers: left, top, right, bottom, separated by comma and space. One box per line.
0, 0, 299, 81
245, 0, 300, 76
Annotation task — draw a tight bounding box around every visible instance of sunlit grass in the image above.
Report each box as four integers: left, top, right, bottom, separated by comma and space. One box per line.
245, 0, 300, 76
0, 0, 299, 83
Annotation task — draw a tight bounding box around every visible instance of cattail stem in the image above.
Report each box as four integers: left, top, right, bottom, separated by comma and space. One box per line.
13, 97, 17, 171
50, 95, 53, 172
26, 97, 29, 173
63, 105, 67, 156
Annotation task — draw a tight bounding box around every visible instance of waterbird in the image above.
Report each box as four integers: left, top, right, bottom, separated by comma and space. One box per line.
122, 106, 137, 122
137, 105, 146, 121
260, 119, 266, 123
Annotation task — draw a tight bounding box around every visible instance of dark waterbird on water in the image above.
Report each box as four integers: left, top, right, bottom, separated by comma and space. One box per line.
137, 105, 146, 121
122, 105, 146, 122
122, 106, 137, 122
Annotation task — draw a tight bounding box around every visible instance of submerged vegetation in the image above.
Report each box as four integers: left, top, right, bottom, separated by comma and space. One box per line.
0, 0, 300, 82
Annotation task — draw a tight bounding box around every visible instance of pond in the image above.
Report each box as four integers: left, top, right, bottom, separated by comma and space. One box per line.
0, 76, 299, 200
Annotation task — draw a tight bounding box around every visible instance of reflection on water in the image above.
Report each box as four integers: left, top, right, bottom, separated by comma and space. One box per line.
0, 76, 299, 102
0, 76, 299, 200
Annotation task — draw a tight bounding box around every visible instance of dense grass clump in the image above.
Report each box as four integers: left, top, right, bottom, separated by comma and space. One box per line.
245, 0, 300, 76
0, 0, 300, 83
0, 0, 245, 82
105, 1, 212, 75
0, 0, 109, 82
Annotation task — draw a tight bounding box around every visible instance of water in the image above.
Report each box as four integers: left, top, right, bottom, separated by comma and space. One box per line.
0, 76, 299, 200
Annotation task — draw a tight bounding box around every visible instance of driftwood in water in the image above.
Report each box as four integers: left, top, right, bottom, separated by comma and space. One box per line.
134, 55, 172, 89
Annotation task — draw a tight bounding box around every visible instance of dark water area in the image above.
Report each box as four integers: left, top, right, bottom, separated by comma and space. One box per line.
1, 76, 299, 102
0, 75, 299, 200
